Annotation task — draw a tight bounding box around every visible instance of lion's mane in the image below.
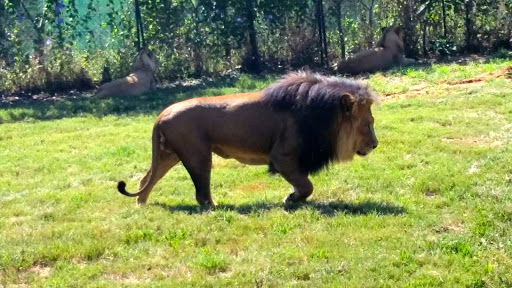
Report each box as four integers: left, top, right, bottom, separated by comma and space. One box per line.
262, 72, 377, 174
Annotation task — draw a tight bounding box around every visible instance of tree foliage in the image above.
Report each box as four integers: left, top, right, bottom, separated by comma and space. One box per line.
1, 0, 511, 94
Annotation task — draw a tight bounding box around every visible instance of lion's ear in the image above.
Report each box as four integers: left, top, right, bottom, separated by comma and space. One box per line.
340, 93, 356, 114
381, 27, 387, 34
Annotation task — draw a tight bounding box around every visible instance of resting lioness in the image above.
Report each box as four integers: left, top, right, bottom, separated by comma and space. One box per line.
117, 72, 378, 206
337, 26, 415, 75
96, 47, 158, 97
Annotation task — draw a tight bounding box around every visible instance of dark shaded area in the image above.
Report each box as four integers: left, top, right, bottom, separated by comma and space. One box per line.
0, 75, 242, 124
1, 53, 509, 124
153, 200, 406, 217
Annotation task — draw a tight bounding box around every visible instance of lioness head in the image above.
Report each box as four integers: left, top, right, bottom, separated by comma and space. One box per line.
376, 26, 404, 52
131, 47, 158, 73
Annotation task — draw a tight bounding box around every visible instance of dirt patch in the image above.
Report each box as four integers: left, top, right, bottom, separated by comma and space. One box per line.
14, 263, 52, 280
443, 136, 490, 146
238, 181, 266, 192
105, 273, 143, 284
445, 75, 491, 85
27, 264, 51, 278
441, 64, 512, 85
433, 221, 465, 234
424, 190, 438, 197
382, 65, 512, 100
442, 136, 503, 148
103, 265, 193, 283
382, 83, 429, 101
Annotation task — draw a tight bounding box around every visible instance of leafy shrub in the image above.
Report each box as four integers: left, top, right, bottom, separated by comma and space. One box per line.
429, 37, 458, 57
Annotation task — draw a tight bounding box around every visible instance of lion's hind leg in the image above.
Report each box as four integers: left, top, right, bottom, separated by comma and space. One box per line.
179, 151, 214, 207
136, 151, 180, 206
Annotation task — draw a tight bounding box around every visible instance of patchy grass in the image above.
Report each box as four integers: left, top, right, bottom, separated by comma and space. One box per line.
368, 58, 512, 95
1, 60, 512, 287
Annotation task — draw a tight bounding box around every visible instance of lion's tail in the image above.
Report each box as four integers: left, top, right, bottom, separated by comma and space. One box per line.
117, 123, 161, 197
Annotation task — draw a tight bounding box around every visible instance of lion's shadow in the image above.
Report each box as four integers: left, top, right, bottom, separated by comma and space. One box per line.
152, 200, 406, 217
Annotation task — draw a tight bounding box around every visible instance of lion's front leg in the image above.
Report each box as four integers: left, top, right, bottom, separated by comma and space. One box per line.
402, 57, 416, 65
397, 54, 416, 65
269, 153, 313, 203
281, 172, 313, 204
269, 130, 313, 203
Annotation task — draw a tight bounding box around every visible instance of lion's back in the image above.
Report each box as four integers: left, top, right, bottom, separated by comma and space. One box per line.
96, 72, 153, 97
337, 49, 395, 75
157, 93, 283, 155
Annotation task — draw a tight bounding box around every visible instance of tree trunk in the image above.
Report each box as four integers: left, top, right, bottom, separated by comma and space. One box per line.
0, 3, 5, 44
243, 0, 261, 73
464, 0, 477, 53
401, 0, 419, 58
422, 19, 428, 56
335, 0, 346, 59
441, 0, 447, 38
316, 0, 324, 66
192, 6, 203, 76
368, 0, 375, 48
218, 5, 232, 63
320, 0, 329, 66
163, 0, 171, 42
316, 0, 328, 66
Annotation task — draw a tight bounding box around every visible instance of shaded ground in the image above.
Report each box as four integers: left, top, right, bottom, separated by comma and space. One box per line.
0, 73, 261, 124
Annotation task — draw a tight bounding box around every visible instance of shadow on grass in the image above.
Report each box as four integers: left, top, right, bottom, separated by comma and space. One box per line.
153, 200, 406, 217
0, 75, 242, 124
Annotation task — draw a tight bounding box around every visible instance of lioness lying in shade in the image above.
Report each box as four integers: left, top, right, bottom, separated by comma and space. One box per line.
337, 26, 416, 75
116, 72, 379, 207
96, 47, 158, 97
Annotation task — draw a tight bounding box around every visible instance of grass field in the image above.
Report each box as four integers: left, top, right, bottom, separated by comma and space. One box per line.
1, 58, 512, 287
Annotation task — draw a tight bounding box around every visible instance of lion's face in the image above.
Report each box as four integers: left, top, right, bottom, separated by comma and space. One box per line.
335, 94, 378, 162
131, 48, 158, 73
353, 104, 378, 157
376, 26, 404, 53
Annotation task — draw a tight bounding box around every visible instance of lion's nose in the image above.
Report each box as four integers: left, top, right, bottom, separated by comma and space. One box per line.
373, 143, 378, 149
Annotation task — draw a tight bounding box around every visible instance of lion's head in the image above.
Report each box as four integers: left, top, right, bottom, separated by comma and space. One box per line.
131, 47, 158, 73
342, 94, 378, 159
375, 26, 405, 53
262, 72, 379, 174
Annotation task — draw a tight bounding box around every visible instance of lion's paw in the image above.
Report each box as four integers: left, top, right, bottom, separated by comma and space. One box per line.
283, 193, 308, 205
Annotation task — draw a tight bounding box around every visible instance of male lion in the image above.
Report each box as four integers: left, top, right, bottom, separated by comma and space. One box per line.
337, 26, 415, 75
96, 47, 158, 97
117, 72, 379, 206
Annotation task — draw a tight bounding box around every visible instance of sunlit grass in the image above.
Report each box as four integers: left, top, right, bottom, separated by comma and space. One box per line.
1, 59, 512, 287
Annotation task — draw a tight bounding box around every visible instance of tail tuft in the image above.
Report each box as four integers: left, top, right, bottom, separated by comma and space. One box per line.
117, 181, 128, 195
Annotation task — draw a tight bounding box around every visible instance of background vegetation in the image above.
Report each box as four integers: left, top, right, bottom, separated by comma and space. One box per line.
1, 0, 512, 94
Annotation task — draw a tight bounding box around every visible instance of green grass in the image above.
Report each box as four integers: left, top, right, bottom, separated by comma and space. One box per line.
368, 58, 512, 94
1, 60, 512, 287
